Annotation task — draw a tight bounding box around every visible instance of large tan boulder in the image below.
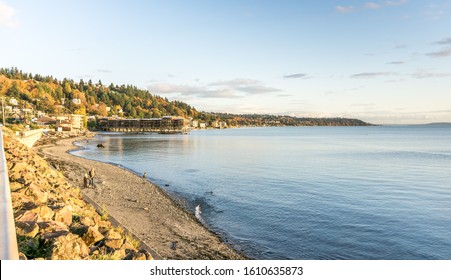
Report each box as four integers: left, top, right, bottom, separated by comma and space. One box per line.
104, 230, 124, 249
82, 227, 104, 246
32, 205, 55, 221
54, 206, 72, 226
27, 183, 48, 204
50, 233, 89, 260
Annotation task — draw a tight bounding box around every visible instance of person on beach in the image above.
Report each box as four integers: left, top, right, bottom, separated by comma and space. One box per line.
143, 172, 147, 179
83, 173, 89, 188
89, 167, 96, 187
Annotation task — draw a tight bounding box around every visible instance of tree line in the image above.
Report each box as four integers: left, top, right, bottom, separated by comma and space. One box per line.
0, 67, 371, 127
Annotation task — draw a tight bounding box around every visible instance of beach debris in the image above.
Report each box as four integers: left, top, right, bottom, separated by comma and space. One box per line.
170, 241, 177, 250
126, 198, 138, 203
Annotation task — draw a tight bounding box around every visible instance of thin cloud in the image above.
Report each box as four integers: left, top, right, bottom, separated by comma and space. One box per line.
0, 1, 19, 28
148, 83, 240, 99
384, 0, 408, 7
388, 61, 406, 64
426, 47, 451, 58
365, 2, 381, 9
336, 6, 355, 13
350, 72, 397, 78
148, 79, 282, 99
412, 71, 451, 79
433, 37, 451, 45
338, 0, 409, 13
208, 79, 282, 94
96, 69, 111, 73
283, 73, 308, 79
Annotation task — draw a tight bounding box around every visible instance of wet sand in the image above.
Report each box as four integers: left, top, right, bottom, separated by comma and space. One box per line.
36, 136, 246, 260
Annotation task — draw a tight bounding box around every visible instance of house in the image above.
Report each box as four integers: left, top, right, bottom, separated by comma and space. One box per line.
72, 98, 81, 105
191, 120, 199, 128
70, 114, 84, 130
36, 117, 56, 126
199, 122, 207, 129
56, 120, 72, 131
211, 120, 219, 128
9, 98, 18, 106
53, 114, 85, 131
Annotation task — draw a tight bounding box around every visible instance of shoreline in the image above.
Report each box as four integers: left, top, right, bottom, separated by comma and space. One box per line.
35, 135, 246, 260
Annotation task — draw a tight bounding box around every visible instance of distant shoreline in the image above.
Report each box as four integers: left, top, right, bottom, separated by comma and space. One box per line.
35, 135, 246, 260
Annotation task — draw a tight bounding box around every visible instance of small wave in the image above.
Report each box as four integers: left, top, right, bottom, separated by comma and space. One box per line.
195, 204, 205, 224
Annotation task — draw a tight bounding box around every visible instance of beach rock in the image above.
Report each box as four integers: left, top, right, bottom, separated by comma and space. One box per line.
81, 216, 95, 227
104, 230, 124, 249
10, 181, 24, 192
18, 211, 39, 223
83, 227, 104, 246
16, 221, 39, 238
50, 233, 89, 260
125, 250, 152, 260
32, 205, 54, 221
54, 206, 72, 226
111, 249, 127, 260
27, 183, 48, 204
38, 221, 69, 240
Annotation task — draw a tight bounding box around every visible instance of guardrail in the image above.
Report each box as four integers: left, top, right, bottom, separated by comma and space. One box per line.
0, 126, 19, 259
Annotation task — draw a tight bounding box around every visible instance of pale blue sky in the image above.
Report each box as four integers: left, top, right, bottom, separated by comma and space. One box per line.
1, 0, 450, 124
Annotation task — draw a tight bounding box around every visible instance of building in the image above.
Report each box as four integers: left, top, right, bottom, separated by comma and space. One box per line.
53, 114, 85, 131
70, 114, 84, 130
9, 98, 18, 106
97, 116, 189, 133
72, 98, 81, 105
56, 120, 72, 131
191, 119, 199, 128
36, 117, 56, 126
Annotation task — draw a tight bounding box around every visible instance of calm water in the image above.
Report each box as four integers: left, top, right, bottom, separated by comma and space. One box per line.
72, 126, 451, 259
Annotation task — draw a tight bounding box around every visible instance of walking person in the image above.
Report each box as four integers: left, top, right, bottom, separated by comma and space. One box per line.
83, 173, 89, 188
89, 167, 96, 187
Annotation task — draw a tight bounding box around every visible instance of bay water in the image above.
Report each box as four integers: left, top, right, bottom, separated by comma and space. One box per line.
72, 125, 451, 259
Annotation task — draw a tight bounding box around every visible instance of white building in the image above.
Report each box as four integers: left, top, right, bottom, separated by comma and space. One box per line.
9, 98, 18, 106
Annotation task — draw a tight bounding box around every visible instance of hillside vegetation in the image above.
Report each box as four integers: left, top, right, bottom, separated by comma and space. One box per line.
0, 67, 371, 126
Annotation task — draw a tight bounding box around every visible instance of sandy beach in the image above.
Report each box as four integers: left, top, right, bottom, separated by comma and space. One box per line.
35, 136, 246, 260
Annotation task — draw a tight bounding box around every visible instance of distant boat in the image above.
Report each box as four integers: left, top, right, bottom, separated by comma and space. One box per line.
97, 143, 105, 148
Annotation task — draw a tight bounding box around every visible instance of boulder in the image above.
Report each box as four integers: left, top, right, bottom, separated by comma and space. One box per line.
33, 205, 55, 222
18, 211, 39, 223
50, 234, 89, 260
80, 216, 95, 227
104, 230, 124, 249
54, 206, 72, 226
27, 184, 48, 204
82, 227, 104, 246
16, 221, 39, 238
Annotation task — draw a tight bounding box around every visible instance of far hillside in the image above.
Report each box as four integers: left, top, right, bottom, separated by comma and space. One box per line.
0, 67, 371, 128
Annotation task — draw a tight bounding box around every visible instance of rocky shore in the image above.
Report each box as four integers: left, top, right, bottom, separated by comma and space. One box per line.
27, 132, 245, 260
4, 130, 153, 260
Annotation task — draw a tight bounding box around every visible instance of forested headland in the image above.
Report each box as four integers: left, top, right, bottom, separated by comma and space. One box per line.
0, 67, 371, 127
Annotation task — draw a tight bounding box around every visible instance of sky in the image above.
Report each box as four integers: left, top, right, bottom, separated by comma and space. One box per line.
1, 0, 450, 124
